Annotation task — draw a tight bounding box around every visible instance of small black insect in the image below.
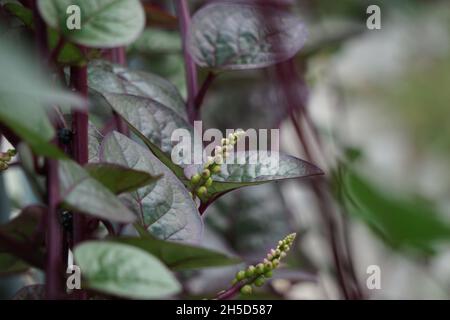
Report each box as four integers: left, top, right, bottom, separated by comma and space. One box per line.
59, 211, 73, 233
57, 128, 73, 145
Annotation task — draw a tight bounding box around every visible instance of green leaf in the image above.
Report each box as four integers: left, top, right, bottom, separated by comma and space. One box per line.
85, 163, 161, 194
59, 159, 136, 223
187, 2, 307, 70
100, 92, 189, 177
130, 28, 182, 54
338, 169, 450, 254
100, 132, 203, 242
88, 60, 187, 119
185, 152, 322, 197
48, 32, 85, 65
37, 0, 145, 48
0, 37, 80, 158
114, 233, 240, 271
74, 241, 181, 299
3, 2, 33, 28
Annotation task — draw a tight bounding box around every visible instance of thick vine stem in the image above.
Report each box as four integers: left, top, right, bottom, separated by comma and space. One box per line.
69, 56, 89, 300
176, 0, 199, 123
31, 0, 66, 299
70, 62, 89, 247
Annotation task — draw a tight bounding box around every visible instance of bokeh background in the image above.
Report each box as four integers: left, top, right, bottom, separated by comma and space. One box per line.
1, 0, 450, 299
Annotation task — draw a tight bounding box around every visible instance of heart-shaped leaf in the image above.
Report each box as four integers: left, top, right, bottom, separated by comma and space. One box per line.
88, 60, 187, 120
185, 151, 322, 197
59, 159, 136, 223
37, 0, 145, 48
100, 132, 203, 242
187, 2, 307, 70
114, 231, 240, 270
74, 241, 181, 299
100, 93, 190, 177
85, 163, 161, 194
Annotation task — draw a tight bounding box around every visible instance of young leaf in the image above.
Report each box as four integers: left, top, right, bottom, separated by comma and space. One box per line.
74, 241, 181, 299
187, 2, 307, 70
59, 159, 136, 223
37, 0, 145, 48
88, 60, 187, 119
185, 151, 322, 197
100, 132, 203, 243
85, 163, 161, 194
114, 233, 240, 271
100, 92, 189, 177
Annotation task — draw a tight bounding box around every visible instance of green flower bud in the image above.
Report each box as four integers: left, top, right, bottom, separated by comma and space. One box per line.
205, 177, 213, 187
264, 262, 273, 273
240, 285, 252, 295
256, 263, 265, 274
265, 270, 273, 278
254, 276, 265, 287
236, 270, 246, 281
196, 186, 207, 197
202, 169, 211, 179
275, 249, 281, 256
231, 278, 238, 285
246, 265, 256, 278
272, 259, 280, 268
191, 174, 201, 184
211, 164, 221, 174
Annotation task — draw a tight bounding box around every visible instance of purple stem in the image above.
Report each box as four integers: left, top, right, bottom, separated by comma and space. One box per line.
31, 0, 66, 299
215, 283, 243, 300
70, 52, 89, 300
45, 157, 65, 299
70, 64, 88, 241
176, 0, 199, 123
194, 71, 217, 113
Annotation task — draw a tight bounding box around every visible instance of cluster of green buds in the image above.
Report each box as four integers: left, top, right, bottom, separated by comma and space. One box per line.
0, 149, 16, 171
233, 233, 296, 295
190, 130, 246, 199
